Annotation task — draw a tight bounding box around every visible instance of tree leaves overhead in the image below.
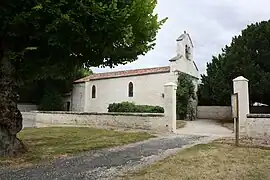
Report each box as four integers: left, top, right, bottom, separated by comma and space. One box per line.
198, 20, 270, 106
0, 0, 166, 81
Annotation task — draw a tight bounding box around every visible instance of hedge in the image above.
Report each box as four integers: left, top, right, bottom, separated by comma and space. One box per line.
108, 101, 164, 113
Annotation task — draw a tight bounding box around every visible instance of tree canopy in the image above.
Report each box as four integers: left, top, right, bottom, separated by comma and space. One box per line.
18, 66, 93, 108
0, 0, 166, 156
1, 0, 166, 81
198, 20, 270, 106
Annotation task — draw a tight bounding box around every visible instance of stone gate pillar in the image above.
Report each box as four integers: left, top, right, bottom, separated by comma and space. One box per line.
164, 82, 177, 133
233, 76, 249, 133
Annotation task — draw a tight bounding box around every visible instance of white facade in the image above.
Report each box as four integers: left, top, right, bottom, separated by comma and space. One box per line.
84, 72, 174, 112
71, 31, 199, 112
170, 31, 199, 79
71, 83, 85, 112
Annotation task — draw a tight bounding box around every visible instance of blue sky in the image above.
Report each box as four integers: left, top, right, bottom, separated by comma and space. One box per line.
92, 0, 270, 75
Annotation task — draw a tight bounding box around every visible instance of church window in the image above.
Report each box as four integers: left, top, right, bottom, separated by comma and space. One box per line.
92, 85, 96, 98
128, 82, 133, 97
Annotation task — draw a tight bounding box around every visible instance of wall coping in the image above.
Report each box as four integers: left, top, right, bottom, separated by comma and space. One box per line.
30, 111, 165, 117
247, 114, 270, 118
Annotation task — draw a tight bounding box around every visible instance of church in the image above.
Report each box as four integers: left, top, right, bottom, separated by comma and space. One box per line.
70, 31, 199, 112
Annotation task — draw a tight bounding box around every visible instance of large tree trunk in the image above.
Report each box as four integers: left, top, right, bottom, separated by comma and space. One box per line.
0, 47, 27, 156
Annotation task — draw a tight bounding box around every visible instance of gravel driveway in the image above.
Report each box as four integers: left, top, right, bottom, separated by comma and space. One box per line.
0, 134, 211, 180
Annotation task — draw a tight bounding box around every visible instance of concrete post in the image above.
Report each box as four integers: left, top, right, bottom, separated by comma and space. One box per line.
164, 82, 177, 133
84, 82, 90, 112
233, 76, 249, 133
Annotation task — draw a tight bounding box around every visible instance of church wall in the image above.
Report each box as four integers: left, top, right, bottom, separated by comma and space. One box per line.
85, 72, 173, 113
71, 83, 85, 112
170, 57, 199, 80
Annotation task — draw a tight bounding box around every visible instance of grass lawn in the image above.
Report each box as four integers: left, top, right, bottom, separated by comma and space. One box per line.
0, 127, 155, 168
123, 139, 270, 180
176, 120, 186, 129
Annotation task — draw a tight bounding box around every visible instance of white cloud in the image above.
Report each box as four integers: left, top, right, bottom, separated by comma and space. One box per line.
92, 0, 270, 75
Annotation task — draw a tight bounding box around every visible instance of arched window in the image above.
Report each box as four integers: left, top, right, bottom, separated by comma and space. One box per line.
128, 82, 133, 97
92, 85, 96, 98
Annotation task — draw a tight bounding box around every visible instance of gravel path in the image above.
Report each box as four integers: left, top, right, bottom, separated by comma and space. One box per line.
0, 134, 211, 180
176, 119, 233, 137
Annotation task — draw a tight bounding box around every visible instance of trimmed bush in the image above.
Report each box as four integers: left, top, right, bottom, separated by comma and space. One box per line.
108, 101, 164, 113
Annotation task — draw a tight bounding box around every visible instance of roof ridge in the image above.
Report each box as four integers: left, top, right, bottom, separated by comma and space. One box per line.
73, 66, 170, 83
95, 65, 169, 74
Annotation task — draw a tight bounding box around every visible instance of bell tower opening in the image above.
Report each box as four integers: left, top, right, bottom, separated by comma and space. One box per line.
175, 31, 193, 61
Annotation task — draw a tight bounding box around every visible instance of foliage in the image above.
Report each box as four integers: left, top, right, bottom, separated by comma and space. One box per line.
18, 65, 92, 105
186, 98, 196, 121
108, 101, 164, 113
38, 85, 64, 111
176, 73, 195, 120
198, 20, 270, 106
74, 66, 93, 80
29, 65, 92, 109
2, 0, 166, 103
1, 0, 167, 82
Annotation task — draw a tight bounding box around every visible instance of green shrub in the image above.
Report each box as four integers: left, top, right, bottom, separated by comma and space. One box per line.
176, 72, 196, 120
38, 88, 64, 111
108, 101, 164, 113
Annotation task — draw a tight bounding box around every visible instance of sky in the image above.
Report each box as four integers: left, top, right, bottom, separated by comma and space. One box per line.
92, 0, 270, 75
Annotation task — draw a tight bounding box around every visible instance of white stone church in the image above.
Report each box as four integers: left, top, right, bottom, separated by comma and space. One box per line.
70, 31, 199, 112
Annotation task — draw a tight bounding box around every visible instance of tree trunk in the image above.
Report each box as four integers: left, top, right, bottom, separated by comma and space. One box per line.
0, 46, 27, 156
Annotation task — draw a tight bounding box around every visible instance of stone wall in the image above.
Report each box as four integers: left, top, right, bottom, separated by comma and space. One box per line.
22, 111, 168, 133
246, 114, 270, 138
22, 112, 37, 128
197, 106, 232, 120
232, 76, 270, 138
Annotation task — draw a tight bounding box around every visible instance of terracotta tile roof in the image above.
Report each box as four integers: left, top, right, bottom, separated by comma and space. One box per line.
73, 66, 170, 83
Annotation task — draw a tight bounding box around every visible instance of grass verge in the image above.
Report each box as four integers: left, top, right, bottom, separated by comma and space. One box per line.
0, 127, 155, 168
123, 139, 270, 180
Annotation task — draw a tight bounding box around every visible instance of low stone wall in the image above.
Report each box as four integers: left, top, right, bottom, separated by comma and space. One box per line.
22, 111, 168, 133
246, 114, 270, 138
197, 106, 232, 120
22, 112, 37, 128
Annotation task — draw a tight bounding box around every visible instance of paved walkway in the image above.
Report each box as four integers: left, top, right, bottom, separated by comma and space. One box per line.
176, 119, 233, 137
0, 135, 214, 180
